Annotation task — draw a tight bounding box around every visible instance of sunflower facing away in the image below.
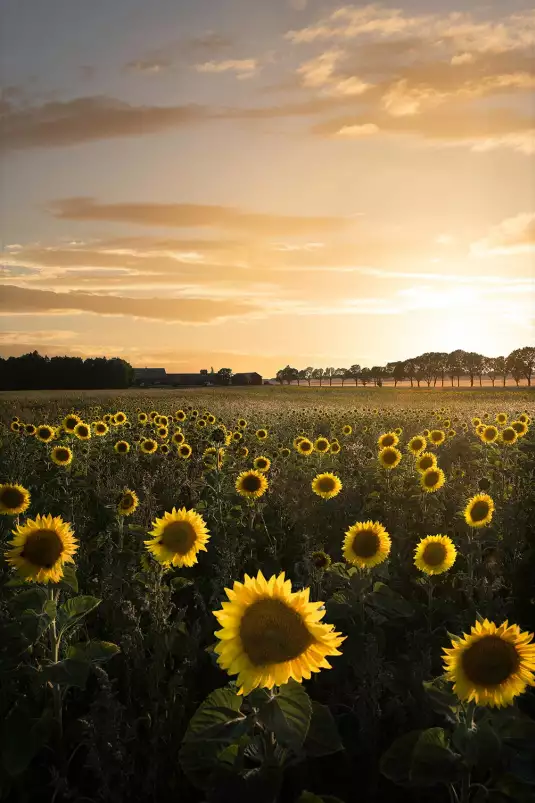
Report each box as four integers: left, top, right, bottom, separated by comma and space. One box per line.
420, 466, 446, 493
343, 520, 391, 569
118, 489, 139, 516
416, 452, 437, 473
378, 446, 402, 469
378, 432, 399, 449
140, 438, 158, 454
0, 483, 31, 515
4, 514, 78, 583
464, 494, 494, 528
253, 456, 271, 473
235, 470, 268, 499
51, 446, 73, 467
311, 473, 342, 500
213, 571, 345, 695
500, 427, 518, 445
408, 436, 426, 456
414, 535, 457, 575
145, 507, 210, 567
443, 619, 535, 707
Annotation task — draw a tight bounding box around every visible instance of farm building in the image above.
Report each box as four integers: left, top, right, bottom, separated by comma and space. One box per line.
133, 368, 262, 387
232, 372, 262, 385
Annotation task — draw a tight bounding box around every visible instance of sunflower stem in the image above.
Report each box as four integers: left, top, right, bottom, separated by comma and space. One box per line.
47, 586, 63, 743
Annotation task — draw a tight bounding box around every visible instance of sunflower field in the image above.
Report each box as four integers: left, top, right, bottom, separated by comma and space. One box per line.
1, 387, 534, 803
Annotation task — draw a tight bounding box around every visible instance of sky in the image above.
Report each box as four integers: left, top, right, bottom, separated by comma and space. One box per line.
1, 0, 534, 376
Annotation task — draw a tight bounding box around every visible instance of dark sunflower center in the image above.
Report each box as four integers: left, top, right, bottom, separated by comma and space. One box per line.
422, 542, 447, 566
317, 476, 336, 492
97, 424, 106, 432
419, 457, 433, 470
424, 470, 440, 487
257, 459, 268, 469
462, 635, 520, 687
1, 487, 25, 509
313, 552, 329, 568
39, 428, 51, 439
317, 439, 328, 449
352, 530, 380, 558
412, 439, 424, 451
240, 598, 313, 666
55, 449, 70, 461
21, 529, 63, 568
301, 442, 312, 452
503, 429, 515, 441
432, 433, 442, 442
241, 473, 262, 492
66, 418, 77, 429
159, 521, 197, 554
117, 443, 127, 452
180, 446, 190, 455
77, 426, 89, 437
121, 494, 134, 508
382, 449, 398, 465
470, 500, 490, 522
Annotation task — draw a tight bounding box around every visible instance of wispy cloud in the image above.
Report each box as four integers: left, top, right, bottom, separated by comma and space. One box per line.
471, 212, 535, 256
195, 59, 258, 78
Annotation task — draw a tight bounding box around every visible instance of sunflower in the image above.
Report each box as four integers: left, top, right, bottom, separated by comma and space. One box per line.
414, 535, 457, 575
160, 443, 170, 454
171, 431, 185, 446
74, 422, 91, 440
149, 411, 159, 421
330, 441, 341, 455
279, 447, 290, 458
312, 473, 342, 500
63, 414, 81, 433
114, 440, 130, 455
238, 446, 249, 459
429, 429, 446, 447
293, 436, 304, 449
416, 452, 437, 473
4, 514, 78, 583
343, 520, 391, 569
25, 424, 36, 436
464, 494, 494, 528
114, 411, 127, 425
235, 470, 268, 499
140, 438, 158, 454
175, 410, 186, 422
518, 413, 531, 425
482, 412, 490, 420
314, 437, 330, 453
447, 429, 456, 438
0, 483, 31, 515
10, 422, 20, 433
420, 466, 446, 493
496, 413, 508, 425
177, 443, 191, 459
159, 415, 169, 427
500, 426, 518, 445
118, 489, 139, 516
51, 446, 73, 467
253, 456, 271, 473
341, 425, 352, 436
476, 424, 486, 436
443, 619, 535, 707
231, 431, 243, 443
103, 414, 112, 423
211, 427, 227, 444
93, 421, 109, 436
196, 419, 207, 430
237, 418, 247, 429
378, 432, 399, 449
145, 507, 210, 567
255, 429, 268, 441
378, 446, 402, 469
311, 550, 332, 570
422, 429, 430, 438
481, 425, 498, 443
472, 417, 481, 428
213, 571, 345, 695
36, 425, 55, 443
478, 477, 492, 492
407, 435, 426, 455
511, 421, 528, 438
296, 438, 314, 456
138, 412, 148, 424
394, 427, 403, 436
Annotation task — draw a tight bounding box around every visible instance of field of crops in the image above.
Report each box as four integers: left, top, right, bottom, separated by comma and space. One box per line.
1, 387, 534, 803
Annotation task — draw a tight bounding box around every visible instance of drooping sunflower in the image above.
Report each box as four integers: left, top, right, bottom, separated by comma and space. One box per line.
93, 421, 109, 436
178, 443, 192, 459
140, 438, 158, 454
74, 422, 91, 440
378, 446, 402, 469
343, 520, 391, 569
171, 431, 185, 446
378, 432, 399, 449
114, 440, 130, 455
4, 514, 78, 583
51, 446, 73, 467
407, 435, 426, 455
341, 425, 352, 436
312, 473, 342, 500
481, 425, 498, 443
0, 483, 31, 515
36, 425, 55, 443
429, 429, 446, 447
511, 421, 528, 438
211, 426, 228, 444
443, 619, 535, 707
314, 437, 330, 453
213, 571, 345, 695
496, 413, 508, 425
420, 466, 446, 493
500, 426, 518, 445
464, 494, 494, 528
255, 428, 268, 441
253, 456, 271, 473
63, 414, 81, 433
416, 452, 437, 473
414, 535, 457, 575
296, 438, 314, 456
118, 489, 139, 516
235, 470, 268, 499
311, 550, 332, 570
145, 507, 209, 567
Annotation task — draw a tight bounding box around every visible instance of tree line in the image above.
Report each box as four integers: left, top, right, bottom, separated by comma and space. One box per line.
0, 351, 134, 390
275, 347, 535, 388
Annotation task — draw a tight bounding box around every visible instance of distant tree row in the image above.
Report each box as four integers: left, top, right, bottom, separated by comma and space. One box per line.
276, 347, 535, 388
0, 351, 134, 390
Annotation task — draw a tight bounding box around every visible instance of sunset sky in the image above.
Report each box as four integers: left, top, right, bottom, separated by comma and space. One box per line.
1, 0, 534, 376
